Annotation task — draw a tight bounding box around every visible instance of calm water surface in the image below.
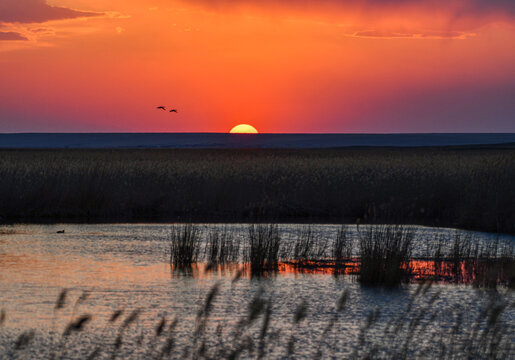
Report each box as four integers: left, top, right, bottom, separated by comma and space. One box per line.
0, 224, 514, 359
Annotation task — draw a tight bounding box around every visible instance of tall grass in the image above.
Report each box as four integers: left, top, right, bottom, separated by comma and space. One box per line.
358, 225, 414, 286
421, 231, 515, 287
448, 230, 474, 281
166, 223, 514, 286
3, 284, 514, 359
169, 225, 201, 269
245, 224, 281, 275
332, 226, 353, 262
291, 226, 329, 261
354, 284, 514, 359
204, 227, 240, 265
0, 148, 514, 234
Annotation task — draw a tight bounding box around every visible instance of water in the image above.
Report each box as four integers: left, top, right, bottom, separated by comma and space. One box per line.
0, 224, 514, 359
1, 133, 514, 148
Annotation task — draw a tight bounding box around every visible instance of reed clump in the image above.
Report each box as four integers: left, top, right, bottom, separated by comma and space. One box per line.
358, 225, 414, 286
169, 224, 201, 269
291, 226, 329, 262
333, 226, 353, 269
245, 224, 281, 275
423, 232, 515, 287
204, 227, 240, 265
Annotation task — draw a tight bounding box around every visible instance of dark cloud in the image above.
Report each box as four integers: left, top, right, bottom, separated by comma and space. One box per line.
0, 0, 97, 24
349, 30, 474, 39
187, 0, 515, 10
0, 31, 28, 40
185, 0, 515, 17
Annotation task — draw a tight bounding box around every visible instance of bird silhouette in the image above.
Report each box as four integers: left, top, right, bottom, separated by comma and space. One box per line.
156, 106, 166, 110
169, 109, 178, 113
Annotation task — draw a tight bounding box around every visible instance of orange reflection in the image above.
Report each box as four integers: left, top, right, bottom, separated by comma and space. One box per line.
181, 259, 514, 286
2, 251, 511, 287
0, 252, 171, 288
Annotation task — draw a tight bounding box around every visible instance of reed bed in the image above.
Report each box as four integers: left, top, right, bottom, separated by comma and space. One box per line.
169, 224, 201, 269
168, 224, 514, 286
1, 283, 514, 359
244, 224, 281, 275
204, 226, 240, 265
333, 226, 353, 268
416, 231, 515, 287
358, 225, 414, 286
291, 226, 330, 262
0, 148, 514, 234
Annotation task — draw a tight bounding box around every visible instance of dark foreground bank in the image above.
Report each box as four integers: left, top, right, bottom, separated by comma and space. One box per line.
0, 147, 513, 233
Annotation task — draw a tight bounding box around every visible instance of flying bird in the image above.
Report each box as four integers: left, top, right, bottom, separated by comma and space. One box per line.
156, 106, 166, 110
169, 109, 178, 113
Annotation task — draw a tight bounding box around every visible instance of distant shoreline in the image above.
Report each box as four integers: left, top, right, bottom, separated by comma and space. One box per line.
1, 133, 515, 149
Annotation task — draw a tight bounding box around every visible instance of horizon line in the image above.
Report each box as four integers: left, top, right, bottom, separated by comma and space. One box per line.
1, 132, 515, 135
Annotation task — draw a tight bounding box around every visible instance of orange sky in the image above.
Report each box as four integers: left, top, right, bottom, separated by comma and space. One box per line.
1, 0, 514, 133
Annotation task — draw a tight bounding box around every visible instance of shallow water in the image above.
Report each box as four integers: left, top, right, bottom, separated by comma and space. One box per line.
0, 224, 514, 359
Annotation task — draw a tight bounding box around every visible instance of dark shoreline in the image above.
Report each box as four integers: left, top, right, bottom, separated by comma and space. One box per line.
1, 132, 515, 149
1, 146, 513, 234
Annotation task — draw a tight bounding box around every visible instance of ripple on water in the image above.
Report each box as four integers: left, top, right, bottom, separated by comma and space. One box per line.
0, 224, 514, 358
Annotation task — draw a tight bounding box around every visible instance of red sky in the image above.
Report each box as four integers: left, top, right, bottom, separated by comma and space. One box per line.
1, 0, 514, 133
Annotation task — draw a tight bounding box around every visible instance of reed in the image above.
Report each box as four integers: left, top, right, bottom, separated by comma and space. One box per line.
447, 231, 474, 281
204, 226, 240, 265
169, 224, 201, 269
291, 226, 329, 262
245, 224, 281, 275
358, 225, 414, 286
4, 284, 514, 359
332, 226, 353, 268
422, 232, 515, 287
0, 148, 514, 234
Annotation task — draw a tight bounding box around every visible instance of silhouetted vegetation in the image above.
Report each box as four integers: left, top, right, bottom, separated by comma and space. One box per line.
358, 225, 414, 286
245, 224, 281, 275
168, 224, 515, 286
204, 226, 240, 265
290, 225, 330, 261
169, 224, 201, 269
0, 148, 513, 233
333, 226, 353, 268
2, 284, 514, 359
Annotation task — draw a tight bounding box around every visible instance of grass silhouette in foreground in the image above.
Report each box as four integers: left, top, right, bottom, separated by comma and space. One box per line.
1, 282, 514, 359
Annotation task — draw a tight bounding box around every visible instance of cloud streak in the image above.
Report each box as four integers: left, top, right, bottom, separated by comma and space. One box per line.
0, 31, 28, 41
185, 0, 515, 29
182, 0, 515, 42
0, 1, 116, 47
0, 0, 98, 24
185, 0, 515, 15
347, 30, 476, 40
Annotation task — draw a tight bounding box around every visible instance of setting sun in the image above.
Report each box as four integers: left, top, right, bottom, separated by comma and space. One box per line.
229, 124, 259, 134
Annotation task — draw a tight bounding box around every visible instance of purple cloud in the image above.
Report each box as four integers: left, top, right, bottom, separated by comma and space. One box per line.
184, 0, 515, 21
0, 0, 97, 24
0, 31, 28, 40
185, 0, 515, 13
349, 30, 474, 39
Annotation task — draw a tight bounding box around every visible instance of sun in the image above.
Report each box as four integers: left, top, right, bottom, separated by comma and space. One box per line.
229, 124, 259, 134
